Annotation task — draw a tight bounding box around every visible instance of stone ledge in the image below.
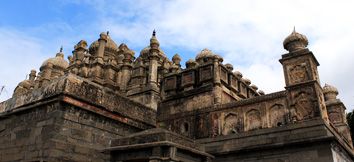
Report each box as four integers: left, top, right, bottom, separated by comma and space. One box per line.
197, 118, 354, 158
0, 74, 156, 128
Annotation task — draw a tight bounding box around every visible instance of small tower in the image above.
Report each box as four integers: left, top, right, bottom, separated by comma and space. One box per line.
323, 84, 352, 145
279, 28, 328, 122
39, 47, 69, 87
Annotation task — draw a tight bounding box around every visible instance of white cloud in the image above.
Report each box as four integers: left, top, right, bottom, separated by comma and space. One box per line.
0, 28, 47, 101
90, 0, 354, 110
2, 0, 354, 111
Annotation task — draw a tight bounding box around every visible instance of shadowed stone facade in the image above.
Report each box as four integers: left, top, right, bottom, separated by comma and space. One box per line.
0, 29, 353, 162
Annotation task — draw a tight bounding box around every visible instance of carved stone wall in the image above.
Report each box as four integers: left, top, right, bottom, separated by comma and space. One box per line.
158, 91, 288, 139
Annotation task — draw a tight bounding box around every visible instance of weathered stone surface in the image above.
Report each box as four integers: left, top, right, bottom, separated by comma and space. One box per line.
0, 29, 353, 162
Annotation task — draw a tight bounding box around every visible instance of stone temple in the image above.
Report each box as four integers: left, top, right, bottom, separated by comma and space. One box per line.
0, 29, 353, 162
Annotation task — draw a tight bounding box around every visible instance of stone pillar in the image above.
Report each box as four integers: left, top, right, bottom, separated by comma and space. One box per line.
148, 52, 159, 87
280, 30, 328, 123
74, 41, 88, 77
29, 69, 36, 81
116, 54, 124, 88
213, 55, 221, 85
97, 33, 107, 59
120, 51, 133, 91
93, 33, 107, 80
41, 63, 53, 86
120, 63, 132, 91
148, 30, 160, 89
213, 55, 222, 104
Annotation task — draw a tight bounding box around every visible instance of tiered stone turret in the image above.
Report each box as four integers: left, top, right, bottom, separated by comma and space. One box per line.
126, 31, 173, 109
323, 84, 352, 144
66, 32, 135, 91
280, 28, 328, 122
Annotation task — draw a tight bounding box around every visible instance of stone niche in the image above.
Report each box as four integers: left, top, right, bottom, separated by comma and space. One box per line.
181, 70, 195, 88
199, 65, 214, 82
164, 75, 177, 91
220, 66, 228, 84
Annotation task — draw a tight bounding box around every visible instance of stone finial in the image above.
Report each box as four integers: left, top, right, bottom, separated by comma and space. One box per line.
150, 30, 160, 47
74, 40, 88, 50
323, 83, 338, 101
119, 43, 135, 56
250, 84, 258, 91
233, 71, 243, 78
29, 69, 37, 81
213, 54, 223, 63
258, 90, 265, 95
225, 63, 234, 71
99, 32, 108, 41
186, 59, 198, 69
283, 27, 308, 52
68, 55, 74, 65
242, 78, 251, 85
196, 48, 215, 62
170, 64, 179, 73
172, 53, 181, 65
56, 46, 64, 58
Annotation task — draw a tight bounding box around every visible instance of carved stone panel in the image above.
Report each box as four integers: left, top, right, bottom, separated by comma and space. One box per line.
181, 71, 195, 87
290, 90, 316, 121
164, 76, 177, 91
230, 75, 238, 91
269, 104, 287, 127
220, 67, 228, 84
328, 106, 342, 124
196, 114, 209, 138
329, 111, 342, 124
287, 63, 309, 84
239, 82, 247, 98
210, 113, 220, 137
199, 65, 213, 82
245, 109, 262, 131
222, 113, 242, 135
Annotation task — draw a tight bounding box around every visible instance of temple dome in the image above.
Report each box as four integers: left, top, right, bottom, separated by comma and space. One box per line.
283, 28, 309, 52
40, 50, 69, 71
139, 46, 166, 59
89, 32, 119, 52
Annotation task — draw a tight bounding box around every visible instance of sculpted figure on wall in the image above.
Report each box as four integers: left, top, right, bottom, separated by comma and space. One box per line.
269, 104, 287, 127
289, 63, 308, 84
211, 113, 220, 137
328, 109, 342, 123
246, 109, 262, 131
222, 113, 242, 135
291, 91, 315, 121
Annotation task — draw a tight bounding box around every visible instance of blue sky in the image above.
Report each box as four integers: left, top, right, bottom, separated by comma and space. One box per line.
0, 0, 354, 111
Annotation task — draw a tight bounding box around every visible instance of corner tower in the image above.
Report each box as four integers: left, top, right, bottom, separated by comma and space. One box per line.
279, 28, 328, 122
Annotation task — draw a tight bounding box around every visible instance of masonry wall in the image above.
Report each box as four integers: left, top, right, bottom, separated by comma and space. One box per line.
212, 141, 334, 162
0, 100, 146, 162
